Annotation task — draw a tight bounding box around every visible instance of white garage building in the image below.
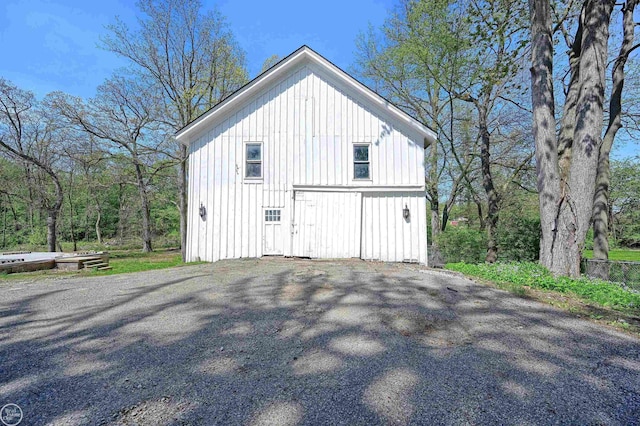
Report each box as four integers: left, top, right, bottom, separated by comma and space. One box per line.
176, 46, 436, 265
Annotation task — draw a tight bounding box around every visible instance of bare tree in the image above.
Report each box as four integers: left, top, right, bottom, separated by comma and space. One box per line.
0, 79, 65, 252
52, 76, 171, 252
453, 0, 530, 262
101, 0, 247, 260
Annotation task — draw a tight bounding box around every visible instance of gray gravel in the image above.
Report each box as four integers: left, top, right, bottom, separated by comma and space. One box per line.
1, 258, 639, 425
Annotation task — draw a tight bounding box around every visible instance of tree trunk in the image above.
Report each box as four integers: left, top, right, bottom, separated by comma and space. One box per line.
592, 0, 637, 260
46, 176, 64, 253
178, 144, 188, 260
475, 199, 485, 231
530, 0, 614, 277
84, 190, 91, 242
68, 175, 77, 252
134, 162, 153, 253
118, 183, 126, 242
557, 12, 583, 182
427, 126, 440, 239
560, 0, 614, 275
529, 0, 561, 270
478, 104, 499, 263
46, 209, 58, 252
95, 202, 102, 244
69, 202, 77, 252
2, 200, 6, 248
441, 208, 449, 232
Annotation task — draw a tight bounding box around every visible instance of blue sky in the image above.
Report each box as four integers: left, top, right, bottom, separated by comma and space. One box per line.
0, 0, 635, 158
0, 0, 394, 98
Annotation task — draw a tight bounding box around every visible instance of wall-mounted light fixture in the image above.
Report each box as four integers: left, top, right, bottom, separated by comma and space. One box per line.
403, 204, 410, 220
199, 203, 207, 220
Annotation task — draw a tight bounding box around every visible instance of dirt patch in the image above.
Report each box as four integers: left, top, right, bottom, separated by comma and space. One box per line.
114, 397, 195, 425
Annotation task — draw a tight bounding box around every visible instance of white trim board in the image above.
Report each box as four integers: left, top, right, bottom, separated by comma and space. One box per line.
292, 185, 426, 193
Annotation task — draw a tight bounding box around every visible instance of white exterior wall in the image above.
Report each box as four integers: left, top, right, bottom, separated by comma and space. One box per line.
292, 191, 362, 259
186, 62, 428, 264
361, 192, 428, 264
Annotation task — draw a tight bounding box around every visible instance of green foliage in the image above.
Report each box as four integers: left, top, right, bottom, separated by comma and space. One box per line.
447, 262, 640, 313
496, 210, 540, 262
436, 226, 487, 263
583, 249, 640, 262
611, 157, 640, 248
490, 191, 540, 261
28, 228, 47, 247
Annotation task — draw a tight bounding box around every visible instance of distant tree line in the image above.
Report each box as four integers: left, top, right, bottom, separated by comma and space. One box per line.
0, 0, 247, 255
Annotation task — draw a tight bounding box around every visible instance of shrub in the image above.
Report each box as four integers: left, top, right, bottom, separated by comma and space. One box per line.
497, 215, 540, 262
447, 261, 640, 313
436, 226, 486, 264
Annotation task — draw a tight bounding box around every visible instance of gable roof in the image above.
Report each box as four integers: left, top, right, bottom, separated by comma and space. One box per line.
175, 45, 437, 146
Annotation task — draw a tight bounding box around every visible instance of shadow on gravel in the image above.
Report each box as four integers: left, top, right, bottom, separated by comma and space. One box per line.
1, 259, 639, 425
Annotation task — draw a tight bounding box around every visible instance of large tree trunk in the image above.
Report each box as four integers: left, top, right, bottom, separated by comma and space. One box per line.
134, 162, 153, 253
529, 0, 614, 277
560, 0, 614, 275
592, 0, 637, 260
178, 144, 188, 261
529, 0, 561, 269
478, 104, 499, 263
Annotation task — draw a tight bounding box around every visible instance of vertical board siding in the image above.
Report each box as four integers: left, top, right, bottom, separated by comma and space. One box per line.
361, 192, 428, 264
187, 62, 428, 263
292, 191, 361, 258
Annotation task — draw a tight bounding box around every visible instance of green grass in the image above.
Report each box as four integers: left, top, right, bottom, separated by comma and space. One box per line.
94, 251, 187, 275
583, 249, 640, 262
0, 250, 204, 281
446, 262, 640, 314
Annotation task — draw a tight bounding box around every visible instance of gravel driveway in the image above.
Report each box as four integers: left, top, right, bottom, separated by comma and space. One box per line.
1, 258, 639, 425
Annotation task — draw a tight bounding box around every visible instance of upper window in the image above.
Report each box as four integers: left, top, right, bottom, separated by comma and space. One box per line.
353, 144, 370, 180
245, 142, 262, 179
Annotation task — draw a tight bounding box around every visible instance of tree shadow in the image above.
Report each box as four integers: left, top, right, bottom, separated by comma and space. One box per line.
1, 259, 639, 425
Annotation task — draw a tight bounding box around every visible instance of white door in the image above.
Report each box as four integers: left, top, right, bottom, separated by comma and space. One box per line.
293, 193, 316, 257
292, 191, 361, 258
263, 209, 283, 255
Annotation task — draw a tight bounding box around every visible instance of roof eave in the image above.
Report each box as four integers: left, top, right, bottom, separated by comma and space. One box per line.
175, 46, 438, 147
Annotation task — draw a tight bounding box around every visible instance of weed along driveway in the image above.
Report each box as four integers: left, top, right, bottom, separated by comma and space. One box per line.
1, 259, 639, 425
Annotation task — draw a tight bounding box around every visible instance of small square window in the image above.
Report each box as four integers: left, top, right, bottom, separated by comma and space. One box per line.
265, 209, 281, 222
354, 163, 370, 179
353, 144, 370, 180
246, 163, 262, 178
246, 144, 261, 161
354, 145, 369, 162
